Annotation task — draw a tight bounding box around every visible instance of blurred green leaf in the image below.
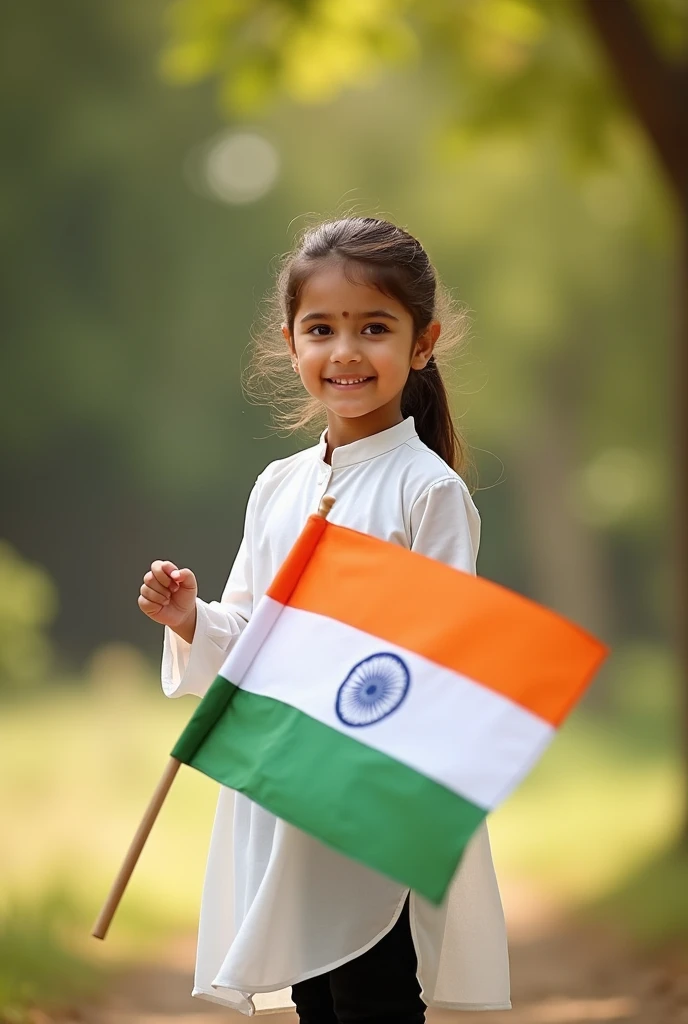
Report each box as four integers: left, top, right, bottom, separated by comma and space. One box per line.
158, 0, 683, 171
0, 543, 57, 691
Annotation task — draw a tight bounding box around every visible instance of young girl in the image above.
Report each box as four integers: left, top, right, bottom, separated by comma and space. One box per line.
138, 217, 511, 1021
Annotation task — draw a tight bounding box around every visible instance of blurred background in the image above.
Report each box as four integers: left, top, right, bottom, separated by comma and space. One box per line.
1, 1, 687, 1020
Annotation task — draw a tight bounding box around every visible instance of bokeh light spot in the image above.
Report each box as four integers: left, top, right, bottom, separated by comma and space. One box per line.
194, 130, 280, 205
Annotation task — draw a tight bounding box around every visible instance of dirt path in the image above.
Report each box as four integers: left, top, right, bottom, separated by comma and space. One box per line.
80, 881, 688, 1024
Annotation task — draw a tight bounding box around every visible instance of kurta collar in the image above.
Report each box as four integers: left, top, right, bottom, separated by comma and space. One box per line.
316, 416, 418, 469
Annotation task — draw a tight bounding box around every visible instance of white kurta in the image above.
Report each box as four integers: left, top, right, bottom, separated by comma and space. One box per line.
162, 416, 511, 1016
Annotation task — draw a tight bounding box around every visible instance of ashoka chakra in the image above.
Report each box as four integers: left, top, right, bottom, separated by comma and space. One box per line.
335, 653, 411, 727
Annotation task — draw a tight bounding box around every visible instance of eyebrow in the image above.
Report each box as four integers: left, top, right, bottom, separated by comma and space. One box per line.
299, 309, 400, 324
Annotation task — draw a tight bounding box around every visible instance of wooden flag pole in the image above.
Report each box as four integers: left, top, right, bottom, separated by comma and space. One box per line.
317, 494, 336, 519
91, 494, 336, 941
91, 756, 181, 939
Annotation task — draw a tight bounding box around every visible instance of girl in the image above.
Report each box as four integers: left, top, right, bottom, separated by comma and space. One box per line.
138, 217, 511, 1021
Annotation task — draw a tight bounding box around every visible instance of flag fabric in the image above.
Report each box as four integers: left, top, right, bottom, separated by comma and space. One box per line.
172, 513, 609, 904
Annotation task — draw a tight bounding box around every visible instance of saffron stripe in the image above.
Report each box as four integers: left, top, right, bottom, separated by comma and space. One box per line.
273, 520, 607, 726
267, 514, 327, 605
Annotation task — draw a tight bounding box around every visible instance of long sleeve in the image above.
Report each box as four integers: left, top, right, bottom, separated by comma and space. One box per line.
409, 477, 481, 575
161, 476, 261, 699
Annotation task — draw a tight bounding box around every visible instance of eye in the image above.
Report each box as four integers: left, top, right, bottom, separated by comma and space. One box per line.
363, 323, 389, 335
307, 325, 333, 337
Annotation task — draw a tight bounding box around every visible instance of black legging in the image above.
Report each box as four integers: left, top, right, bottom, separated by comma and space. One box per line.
291, 898, 426, 1024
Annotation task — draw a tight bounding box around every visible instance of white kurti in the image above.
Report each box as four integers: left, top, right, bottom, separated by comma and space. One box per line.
162, 416, 511, 1016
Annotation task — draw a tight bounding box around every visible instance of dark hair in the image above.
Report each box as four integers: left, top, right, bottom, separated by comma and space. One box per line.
243, 216, 474, 482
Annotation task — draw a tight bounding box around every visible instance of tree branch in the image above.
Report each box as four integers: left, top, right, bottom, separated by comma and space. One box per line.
582, 0, 687, 207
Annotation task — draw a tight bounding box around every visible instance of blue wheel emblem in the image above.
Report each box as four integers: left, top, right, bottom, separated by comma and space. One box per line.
336, 653, 411, 727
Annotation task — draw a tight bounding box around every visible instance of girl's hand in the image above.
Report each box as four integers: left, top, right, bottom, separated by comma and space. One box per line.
138, 560, 198, 640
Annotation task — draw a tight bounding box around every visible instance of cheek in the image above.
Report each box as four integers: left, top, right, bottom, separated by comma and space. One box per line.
373, 345, 413, 378
295, 346, 326, 382
297, 346, 321, 368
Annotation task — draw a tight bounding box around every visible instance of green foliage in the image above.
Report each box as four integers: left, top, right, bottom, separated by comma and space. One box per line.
160, 0, 418, 111
0, 888, 103, 1019
0, 543, 57, 691
158, 0, 683, 168
0, 1, 677, 660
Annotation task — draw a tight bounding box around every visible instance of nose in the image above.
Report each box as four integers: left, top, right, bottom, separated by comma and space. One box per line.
330, 332, 362, 365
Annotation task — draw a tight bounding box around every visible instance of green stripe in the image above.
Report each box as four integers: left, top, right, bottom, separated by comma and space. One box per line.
171, 673, 234, 763
174, 683, 486, 905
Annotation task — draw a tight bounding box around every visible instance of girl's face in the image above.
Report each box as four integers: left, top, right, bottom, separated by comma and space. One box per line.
283, 264, 439, 434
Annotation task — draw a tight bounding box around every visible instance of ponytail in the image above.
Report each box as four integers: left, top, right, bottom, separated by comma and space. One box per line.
401, 356, 464, 473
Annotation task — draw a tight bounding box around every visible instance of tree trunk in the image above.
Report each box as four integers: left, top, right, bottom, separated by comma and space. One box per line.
509, 347, 617, 710
581, 0, 688, 843
677, 218, 688, 844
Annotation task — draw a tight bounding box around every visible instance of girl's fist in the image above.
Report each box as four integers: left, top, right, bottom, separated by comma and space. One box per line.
138, 560, 198, 636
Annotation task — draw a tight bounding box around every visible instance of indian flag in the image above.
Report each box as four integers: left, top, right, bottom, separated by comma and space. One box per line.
172, 511, 609, 904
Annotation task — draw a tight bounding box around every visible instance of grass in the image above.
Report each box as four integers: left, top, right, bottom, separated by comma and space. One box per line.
0, 888, 105, 1020
591, 845, 688, 946
489, 709, 682, 903
0, 672, 218, 1016
487, 641, 687, 947
0, 639, 684, 1014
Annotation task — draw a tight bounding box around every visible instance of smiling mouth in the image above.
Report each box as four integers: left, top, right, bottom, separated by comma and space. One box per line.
325, 376, 375, 387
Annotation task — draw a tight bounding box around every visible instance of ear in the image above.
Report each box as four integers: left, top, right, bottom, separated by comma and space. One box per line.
410, 321, 441, 371
282, 323, 299, 371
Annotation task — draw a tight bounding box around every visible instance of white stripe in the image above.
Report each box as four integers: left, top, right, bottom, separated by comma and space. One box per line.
232, 600, 554, 811
218, 594, 283, 685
